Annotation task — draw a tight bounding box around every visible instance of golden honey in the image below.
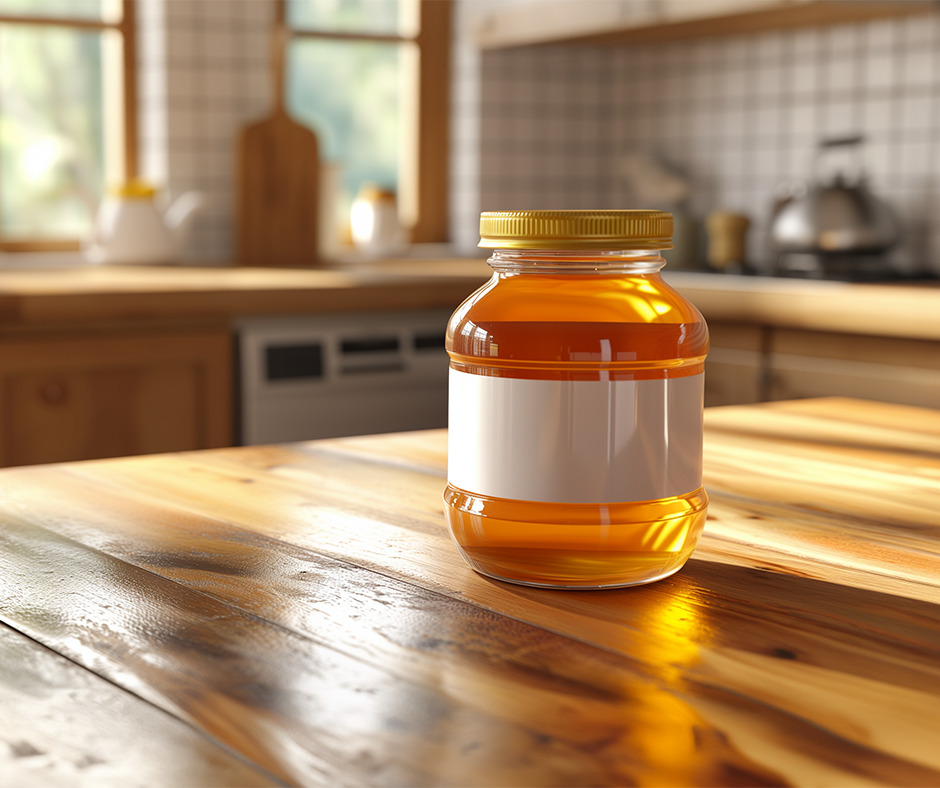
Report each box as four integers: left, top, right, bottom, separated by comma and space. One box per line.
443, 211, 709, 589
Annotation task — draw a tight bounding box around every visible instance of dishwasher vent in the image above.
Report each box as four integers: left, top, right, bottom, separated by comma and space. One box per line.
237, 309, 452, 444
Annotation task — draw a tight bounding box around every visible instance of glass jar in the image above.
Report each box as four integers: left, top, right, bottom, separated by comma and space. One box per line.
443, 210, 709, 589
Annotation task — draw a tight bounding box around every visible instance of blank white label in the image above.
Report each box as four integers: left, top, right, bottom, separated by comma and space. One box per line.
447, 369, 703, 504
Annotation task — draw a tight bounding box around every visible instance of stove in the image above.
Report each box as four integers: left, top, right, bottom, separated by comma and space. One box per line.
773, 252, 906, 281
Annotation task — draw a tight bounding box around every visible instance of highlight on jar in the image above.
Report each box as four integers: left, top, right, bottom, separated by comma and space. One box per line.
443, 210, 709, 589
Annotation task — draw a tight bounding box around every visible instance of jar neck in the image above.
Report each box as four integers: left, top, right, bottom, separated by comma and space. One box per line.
487, 248, 666, 274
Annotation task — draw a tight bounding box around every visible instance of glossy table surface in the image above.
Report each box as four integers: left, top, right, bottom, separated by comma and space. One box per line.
1, 397, 939, 786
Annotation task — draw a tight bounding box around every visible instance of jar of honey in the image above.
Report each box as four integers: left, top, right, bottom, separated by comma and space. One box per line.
444, 210, 709, 589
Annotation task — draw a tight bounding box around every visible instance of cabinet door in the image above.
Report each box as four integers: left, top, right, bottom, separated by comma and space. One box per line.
704, 322, 765, 407
0, 330, 232, 467
768, 330, 940, 409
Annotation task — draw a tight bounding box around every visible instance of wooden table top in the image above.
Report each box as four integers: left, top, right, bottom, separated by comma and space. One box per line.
2, 397, 939, 786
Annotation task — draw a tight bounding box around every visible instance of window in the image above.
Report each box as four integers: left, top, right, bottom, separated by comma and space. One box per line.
284, 0, 451, 243
0, 0, 136, 251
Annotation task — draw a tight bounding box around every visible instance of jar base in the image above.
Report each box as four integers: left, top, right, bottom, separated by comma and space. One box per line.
443, 485, 708, 590
456, 546, 694, 589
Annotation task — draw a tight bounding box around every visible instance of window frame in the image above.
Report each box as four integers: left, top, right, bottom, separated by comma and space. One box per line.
283, 0, 451, 244
0, 0, 138, 252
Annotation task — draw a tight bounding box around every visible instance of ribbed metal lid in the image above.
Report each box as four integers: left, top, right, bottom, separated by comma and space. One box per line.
478, 210, 673, 250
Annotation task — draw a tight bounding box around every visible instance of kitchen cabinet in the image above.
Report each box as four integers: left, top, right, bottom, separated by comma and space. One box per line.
0, 264, 933, 464
767, 328, 940, 409
0, 328, 232, 467
704, 321, 765, 407
476, 0, 933, 49
0, 262, 488, 467
704, 323, 940, 409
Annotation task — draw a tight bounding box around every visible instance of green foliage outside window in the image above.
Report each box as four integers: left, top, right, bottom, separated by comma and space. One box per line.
0, 23, 106, 238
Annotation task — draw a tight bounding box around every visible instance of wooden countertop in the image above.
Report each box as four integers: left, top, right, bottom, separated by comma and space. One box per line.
0, 261, 937, 340
1, 397, 939, 786
0, 260, 492, 327
667, 271, 940, 341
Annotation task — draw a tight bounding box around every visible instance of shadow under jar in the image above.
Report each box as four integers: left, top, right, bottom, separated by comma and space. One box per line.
444, 210, 709, 589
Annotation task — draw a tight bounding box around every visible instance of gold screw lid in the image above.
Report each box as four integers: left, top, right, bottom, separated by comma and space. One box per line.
479, 210, 673, 250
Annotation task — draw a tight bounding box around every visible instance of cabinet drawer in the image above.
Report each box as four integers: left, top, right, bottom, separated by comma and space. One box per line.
767, 354, 940, 409
0, 330, 232, 467
705, 349, 764, 407
705, 322, 765, 407
769, 330, 940, 408
772, 329, 940, 368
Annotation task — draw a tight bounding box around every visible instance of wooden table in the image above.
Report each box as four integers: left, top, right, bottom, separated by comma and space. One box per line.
2, 397, 939, 786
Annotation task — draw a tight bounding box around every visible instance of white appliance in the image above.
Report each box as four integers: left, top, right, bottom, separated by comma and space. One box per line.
237, 309, 452, 445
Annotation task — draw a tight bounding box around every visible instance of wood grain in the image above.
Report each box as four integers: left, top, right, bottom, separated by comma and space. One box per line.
704, 321, 767, 406
0, 262, 490, 329
0, 328, 232, 466
0, 398, 939, 786
236, 113, 320, 267
0, 623, 277, 787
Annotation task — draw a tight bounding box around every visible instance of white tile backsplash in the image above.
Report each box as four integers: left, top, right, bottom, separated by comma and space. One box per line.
902, 46, 934, 88
827, 24, 858, 56
901, 93, 934, 133
136, 1, 940, 273
469, 9, 940, 274
138, 0, 273, 262
825, 56, 858, 94
865, 51, 898, 91
866, 19, 897, 51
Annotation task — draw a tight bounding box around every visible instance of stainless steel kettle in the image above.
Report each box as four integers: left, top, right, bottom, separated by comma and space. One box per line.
770, 137, 901, 256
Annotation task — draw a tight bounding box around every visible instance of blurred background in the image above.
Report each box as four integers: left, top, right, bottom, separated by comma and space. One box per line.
0, 0, 937, 469
1, 0, 938, 277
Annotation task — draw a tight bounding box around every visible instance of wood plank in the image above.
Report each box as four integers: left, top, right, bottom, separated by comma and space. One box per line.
0, 623, 277, 787
1, 398, 939, 784
0, 514, 796, 788
1, 398, 939, 786
82, 401, 940, 602
2, 508, 939, 787
14, 407, 936, 607
13, 457, 940, 693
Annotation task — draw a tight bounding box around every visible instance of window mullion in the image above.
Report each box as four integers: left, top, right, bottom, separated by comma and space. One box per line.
412, 0, 451, 243
120, 0, 138, 180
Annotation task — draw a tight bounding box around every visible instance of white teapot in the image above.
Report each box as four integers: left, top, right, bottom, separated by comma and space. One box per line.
84, 181, 206, 265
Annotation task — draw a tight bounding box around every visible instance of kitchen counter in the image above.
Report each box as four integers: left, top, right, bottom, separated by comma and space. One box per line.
0, 261, 936, 339
666, 271, 940, 341
0, 260, 492, 330
2, 397, 939, 785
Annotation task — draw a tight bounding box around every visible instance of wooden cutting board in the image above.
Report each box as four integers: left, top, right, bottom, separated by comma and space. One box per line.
236, 20, 319, 267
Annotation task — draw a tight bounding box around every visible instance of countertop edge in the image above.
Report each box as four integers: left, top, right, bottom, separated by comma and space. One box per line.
0, 263, 937, 341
